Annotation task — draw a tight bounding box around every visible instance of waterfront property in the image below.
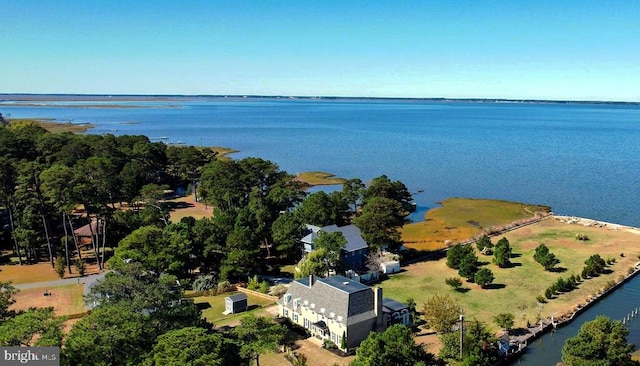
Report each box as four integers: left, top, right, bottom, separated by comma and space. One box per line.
301, 224, 369, 270
278, 275, 410, 350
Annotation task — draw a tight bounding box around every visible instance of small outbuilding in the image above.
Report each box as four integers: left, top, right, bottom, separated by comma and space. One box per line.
380, 260, 400, 274
224, 293, 248, 314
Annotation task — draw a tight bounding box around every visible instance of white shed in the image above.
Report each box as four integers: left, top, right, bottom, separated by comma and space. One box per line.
381, 260, 400, 274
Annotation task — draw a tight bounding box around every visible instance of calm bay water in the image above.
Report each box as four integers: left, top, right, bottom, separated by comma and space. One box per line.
2, 97, 640, 362
3, 98, 639, 227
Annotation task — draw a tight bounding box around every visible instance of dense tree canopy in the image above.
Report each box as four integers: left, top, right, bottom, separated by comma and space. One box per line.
232, 315, 286, 366
144, 326, 241, 366
562, 316, 637, 366
350, 324, 437, 366
110, 225, 191, 276
353, 196, 404, 250
0, 307, 65, 347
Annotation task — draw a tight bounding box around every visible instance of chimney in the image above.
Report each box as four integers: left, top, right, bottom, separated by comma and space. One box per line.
309, 274, 315, 287
373, 287, 384, 331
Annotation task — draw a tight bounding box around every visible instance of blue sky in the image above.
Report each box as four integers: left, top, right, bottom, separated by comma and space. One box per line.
2, 1, 639, 101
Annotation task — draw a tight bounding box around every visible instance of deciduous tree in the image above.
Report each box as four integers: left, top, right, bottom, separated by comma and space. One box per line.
422, 293, 461, 334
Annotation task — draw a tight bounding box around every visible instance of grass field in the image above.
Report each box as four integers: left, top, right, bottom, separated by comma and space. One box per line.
401, 198, 551, 251
193, 291, 277, 327
0, 262, 62, 284
383, 217, 640, 333
10, 284, 85, 316
166, 194, 214, 221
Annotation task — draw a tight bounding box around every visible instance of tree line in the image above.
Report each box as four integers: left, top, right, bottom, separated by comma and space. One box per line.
1, 120, 413, 283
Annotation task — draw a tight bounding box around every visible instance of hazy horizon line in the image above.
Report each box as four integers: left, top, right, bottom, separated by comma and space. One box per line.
1, 93, 638, 105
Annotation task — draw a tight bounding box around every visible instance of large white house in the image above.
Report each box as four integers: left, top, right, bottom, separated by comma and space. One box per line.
278, 275, 410, 350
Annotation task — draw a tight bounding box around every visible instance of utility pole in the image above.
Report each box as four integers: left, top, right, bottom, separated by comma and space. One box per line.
459, 308, 464, 360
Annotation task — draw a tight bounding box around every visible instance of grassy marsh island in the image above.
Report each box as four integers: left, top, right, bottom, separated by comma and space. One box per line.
401, 198, 551, 251
295, 171, 347, 186
8, 118, 95, 133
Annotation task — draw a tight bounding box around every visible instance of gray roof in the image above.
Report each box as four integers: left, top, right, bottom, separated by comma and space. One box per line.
226, 293, 248, 302
302, 224, 368, 253
382, 298, 408, 312
281, 275, 375, 326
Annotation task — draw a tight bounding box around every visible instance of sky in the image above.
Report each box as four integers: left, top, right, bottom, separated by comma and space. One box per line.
2, 1, 639, 101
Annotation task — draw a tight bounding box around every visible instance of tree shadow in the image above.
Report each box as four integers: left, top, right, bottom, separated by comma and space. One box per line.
195, 302, 211, 310
483, 283, 506, 290
602, 268, 614, 275
511, 253, 522, 258
478, 260, 491, 266
501, 262, 522, 268
165, 201, 195, 212
455, 287, 470, 294
509, 327, 530, 336
549, 267, 568, 273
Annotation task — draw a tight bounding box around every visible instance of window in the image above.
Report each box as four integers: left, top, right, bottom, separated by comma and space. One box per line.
283, 309, 289, 318
293, 313, 298, 322
304, 318, 310, 328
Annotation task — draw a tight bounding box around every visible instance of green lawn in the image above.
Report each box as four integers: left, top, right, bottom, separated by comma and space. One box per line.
194, 291, 277, 326
383, 217, 640, 333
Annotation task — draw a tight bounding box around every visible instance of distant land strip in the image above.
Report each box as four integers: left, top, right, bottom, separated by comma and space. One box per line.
1, 94, 638, 105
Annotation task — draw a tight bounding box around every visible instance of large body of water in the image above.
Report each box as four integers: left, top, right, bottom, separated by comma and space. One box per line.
3, 97, 639, 228
2, 97, 639, 363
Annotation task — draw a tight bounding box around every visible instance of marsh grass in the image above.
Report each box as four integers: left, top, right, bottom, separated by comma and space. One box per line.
401, 198, 550, 251
296, 171, 347, 186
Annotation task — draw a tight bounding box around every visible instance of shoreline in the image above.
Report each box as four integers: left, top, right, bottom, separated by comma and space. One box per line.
500, 217, 640, 364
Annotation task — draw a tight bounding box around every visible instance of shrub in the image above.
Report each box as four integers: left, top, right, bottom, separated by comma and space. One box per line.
536, 295, 547, 303
193, 274, 217, 294
74, 259, 86, 277
575, 233, 589, 241
603, 280, 616, 291
445, 277, 463, 290
269, 284, 288, 297
545, 288, 553, 299
323, 339, 337, 349
247, 275, 261, 291
216, 280, 232, 294
55, 255, 66, 279
259, 281, 270, 294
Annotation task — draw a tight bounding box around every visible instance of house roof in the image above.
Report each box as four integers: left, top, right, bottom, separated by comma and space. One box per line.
382, 298, 408, 312
74, 221, 101, 237
226, 293, 248, 302
302, 224, 368, 253
281, 275, 375, 326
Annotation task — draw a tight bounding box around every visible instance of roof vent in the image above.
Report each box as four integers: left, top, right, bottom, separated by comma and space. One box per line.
343, 281, 349, 285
